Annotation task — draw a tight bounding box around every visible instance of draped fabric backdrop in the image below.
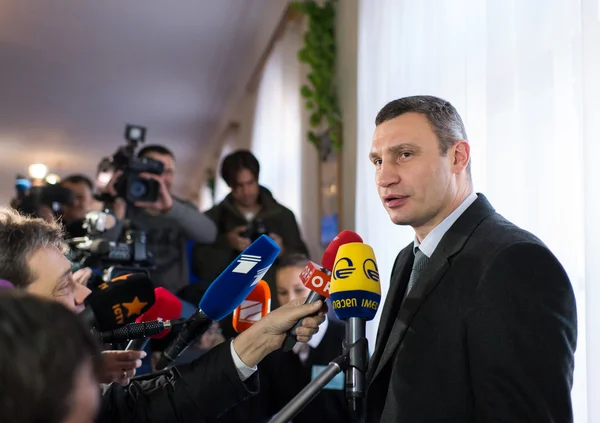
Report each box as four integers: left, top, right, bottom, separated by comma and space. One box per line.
199, 127, 237, 211
250, 19, 320, 259
356, 0, 599, 421
213, 130, 238, 206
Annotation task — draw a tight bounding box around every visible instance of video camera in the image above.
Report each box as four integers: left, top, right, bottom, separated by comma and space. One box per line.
96, 125, 164, 205
13, 175, 74, 218
67, 210, 154, 286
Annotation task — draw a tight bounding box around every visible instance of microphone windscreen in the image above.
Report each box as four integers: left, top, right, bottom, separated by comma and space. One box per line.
200, 234, 280, 321
299, 261, 331, 298
321, 230, 363, 271
85, 272, 156, 331
135, 288, 183, 339
0, 280, 14, 289
232, 280, 271, 333
330, 242, 381, 321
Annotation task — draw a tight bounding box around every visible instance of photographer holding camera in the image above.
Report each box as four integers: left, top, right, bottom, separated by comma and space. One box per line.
60, 174, 98, 238
193, 150, 308, 323
103, 141, 217, 294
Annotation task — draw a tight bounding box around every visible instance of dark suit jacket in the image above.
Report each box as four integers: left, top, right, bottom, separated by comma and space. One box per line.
97, 342, 259, 423
366, 194, 577, 423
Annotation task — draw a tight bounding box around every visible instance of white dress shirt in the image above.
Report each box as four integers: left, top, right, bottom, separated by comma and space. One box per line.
414, 192, 478, 257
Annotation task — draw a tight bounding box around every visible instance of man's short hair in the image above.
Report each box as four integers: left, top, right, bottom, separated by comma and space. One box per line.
137, 144, 175, 160
0, 207, 66, 288
375, 95, 469, 156
220, 150, 260, 187
0, 290, 102, 423
277, 253, 310, 270
61, 174, 93, 191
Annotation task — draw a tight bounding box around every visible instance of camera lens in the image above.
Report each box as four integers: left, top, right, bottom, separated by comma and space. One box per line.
129, 180, 147, 199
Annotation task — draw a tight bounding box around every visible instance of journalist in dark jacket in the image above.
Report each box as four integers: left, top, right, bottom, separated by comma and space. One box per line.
0, 208, 326, 423
95, 297, 326, 423
193, 151, 308, 314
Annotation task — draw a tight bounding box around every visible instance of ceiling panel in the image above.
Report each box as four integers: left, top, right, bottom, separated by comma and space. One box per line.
0, 0, 288, 203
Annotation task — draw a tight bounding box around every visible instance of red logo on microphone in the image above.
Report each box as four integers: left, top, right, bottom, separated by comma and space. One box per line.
299, 262, 331, 298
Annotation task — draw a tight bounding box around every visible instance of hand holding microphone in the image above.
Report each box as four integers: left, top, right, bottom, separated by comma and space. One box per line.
281, 230, 363, 352
99, 350, 146, 386
232, 297, 327, 368
155, 235, 281, 370
156, 234, 329, 371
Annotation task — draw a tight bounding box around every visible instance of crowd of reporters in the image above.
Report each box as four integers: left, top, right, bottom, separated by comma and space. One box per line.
0, 146, 341, 423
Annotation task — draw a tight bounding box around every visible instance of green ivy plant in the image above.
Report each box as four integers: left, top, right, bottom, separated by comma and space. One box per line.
292, 0, 342, 152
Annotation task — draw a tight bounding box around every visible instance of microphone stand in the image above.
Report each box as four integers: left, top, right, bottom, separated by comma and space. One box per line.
267, 338, 368, 423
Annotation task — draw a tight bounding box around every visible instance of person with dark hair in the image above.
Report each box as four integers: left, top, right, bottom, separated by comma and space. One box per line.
365, 95, 577, 422
0, 290, 103, 423
104, 144, 218, 293
60, 173, 96, 237
193, 149, 308, 323
0, 207, 326, 423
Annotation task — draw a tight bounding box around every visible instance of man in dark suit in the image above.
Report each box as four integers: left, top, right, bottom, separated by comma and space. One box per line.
365, 95, 577, 422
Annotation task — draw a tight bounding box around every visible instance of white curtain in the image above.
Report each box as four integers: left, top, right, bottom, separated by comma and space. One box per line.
199, 184, 213, 211
199, 129, 236, 211
214, 141, 236, 206
357, 0, 597, 421
250, 19, 320, 258
251, 21, 303, 218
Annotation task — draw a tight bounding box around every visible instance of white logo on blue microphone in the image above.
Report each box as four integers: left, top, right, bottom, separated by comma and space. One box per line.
252, 266, 270, 286
232, 254, 261, 274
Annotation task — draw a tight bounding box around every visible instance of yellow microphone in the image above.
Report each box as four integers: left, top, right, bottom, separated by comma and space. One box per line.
330, 242, 381, 321
330, 241, 381, 418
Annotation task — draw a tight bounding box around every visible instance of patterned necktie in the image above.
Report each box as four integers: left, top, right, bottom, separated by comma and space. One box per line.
405, 248, 429, 296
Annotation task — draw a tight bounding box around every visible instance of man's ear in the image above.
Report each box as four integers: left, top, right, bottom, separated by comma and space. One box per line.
451, 140, 470, 174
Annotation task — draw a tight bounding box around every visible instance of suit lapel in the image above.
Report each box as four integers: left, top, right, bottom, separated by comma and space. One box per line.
368, 194, 497, 385
370, 249, 451, 383
367, 246, 413, 382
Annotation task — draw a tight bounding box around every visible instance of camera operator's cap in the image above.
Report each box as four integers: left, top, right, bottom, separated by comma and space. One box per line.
0, 280, 14, 289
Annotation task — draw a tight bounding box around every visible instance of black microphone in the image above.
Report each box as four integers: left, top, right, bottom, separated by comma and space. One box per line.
156, 310, 212, 370
100, 318, 186, 343
80, 272, 156, 331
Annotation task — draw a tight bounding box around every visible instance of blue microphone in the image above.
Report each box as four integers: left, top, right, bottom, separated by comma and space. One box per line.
155, 235, 280, 370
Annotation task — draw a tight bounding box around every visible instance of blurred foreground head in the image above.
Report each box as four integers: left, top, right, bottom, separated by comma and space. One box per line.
0, 290, 102, 423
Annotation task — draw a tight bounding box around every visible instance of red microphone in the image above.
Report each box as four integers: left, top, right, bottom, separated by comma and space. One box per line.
125, 288, 183, 350
299, 262, 331, 299
232, 280, 271, 333
281, 230, 363, 351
